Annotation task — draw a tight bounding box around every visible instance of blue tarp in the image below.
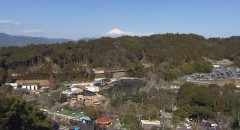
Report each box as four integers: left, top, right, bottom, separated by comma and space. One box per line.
74, 127, 80, 130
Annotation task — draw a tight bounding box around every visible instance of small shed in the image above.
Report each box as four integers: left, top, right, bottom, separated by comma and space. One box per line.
213, 65, 220, 68
81, 116, 91, 121
81, 116, 91, 124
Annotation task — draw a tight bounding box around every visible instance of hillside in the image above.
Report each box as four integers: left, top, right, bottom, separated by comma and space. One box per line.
0, 33, 240, 82
0, 33, 71, 46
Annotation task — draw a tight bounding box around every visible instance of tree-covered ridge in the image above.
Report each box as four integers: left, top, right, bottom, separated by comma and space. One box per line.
1, 33, 240, 82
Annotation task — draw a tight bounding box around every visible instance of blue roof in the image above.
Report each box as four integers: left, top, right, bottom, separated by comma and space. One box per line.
81, 116, 91, 121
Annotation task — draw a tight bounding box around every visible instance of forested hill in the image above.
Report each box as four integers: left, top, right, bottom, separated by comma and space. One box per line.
0, 33, 70, 46
1, 33, 240, 82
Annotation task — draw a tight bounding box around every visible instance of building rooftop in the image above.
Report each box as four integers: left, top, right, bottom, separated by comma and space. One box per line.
22, 83, 39, 86
16, 79, 50, 86
96, 117, 111, 124
56, 109, 86, 118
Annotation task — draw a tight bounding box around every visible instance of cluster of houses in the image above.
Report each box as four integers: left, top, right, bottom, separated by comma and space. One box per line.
4, 77, 114, 106
4, 75, 140, 107
62, 77, 140, 108
63, 78, 117, 107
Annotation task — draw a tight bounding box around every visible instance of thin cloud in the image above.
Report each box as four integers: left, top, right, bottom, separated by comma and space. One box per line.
14, 21, 21, 25
19, 29, 45, 33
105, 28, 154, 36
0, 29, 13, 32
0, 19, 21, 25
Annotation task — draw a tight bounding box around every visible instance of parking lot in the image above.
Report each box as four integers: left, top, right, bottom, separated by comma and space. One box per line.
186, 67, 240, 82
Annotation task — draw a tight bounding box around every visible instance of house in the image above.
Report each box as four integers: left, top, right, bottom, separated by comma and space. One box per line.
94, 78, 109, 83
5, 83, 18, 89
62, 89, 75, 96
76, 92, 104, 106
16, 79, 50, 89
141, 120, 161, 130
96, 117, 112, 127
85, 86, 100, 92
70, 87, 83, 93
213, 65, 221, 68
93, 69, 109, 78
93, 69, 105, 74
22, 83, 39, 91
71, 82, 94, 87
77, 95, 96, 102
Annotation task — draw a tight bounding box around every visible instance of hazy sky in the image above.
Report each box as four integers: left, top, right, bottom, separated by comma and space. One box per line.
0, 0, 240, 39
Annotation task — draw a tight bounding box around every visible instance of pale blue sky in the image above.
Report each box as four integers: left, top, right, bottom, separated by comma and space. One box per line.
0, 0, 240, 39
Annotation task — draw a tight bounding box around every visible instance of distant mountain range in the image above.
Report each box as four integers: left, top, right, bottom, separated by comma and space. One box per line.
0, 33, 71, 46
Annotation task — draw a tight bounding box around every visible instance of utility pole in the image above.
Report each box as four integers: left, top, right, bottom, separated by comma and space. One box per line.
238, 111, 240, 128
162, 117, 165, 130
21, 78, 23, 85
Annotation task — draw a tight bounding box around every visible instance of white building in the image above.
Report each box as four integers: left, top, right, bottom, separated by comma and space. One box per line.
22, 83, 39, 91
85, 86, 100, 92
70, 82, 94, 88
93, 69, 105, 74
141, 120, 161, 130
213, 65, 221, 68
71, 87, 83, 93
5, 83, 18, 89
62, 89, 75, 95
94, 78, 108, 82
